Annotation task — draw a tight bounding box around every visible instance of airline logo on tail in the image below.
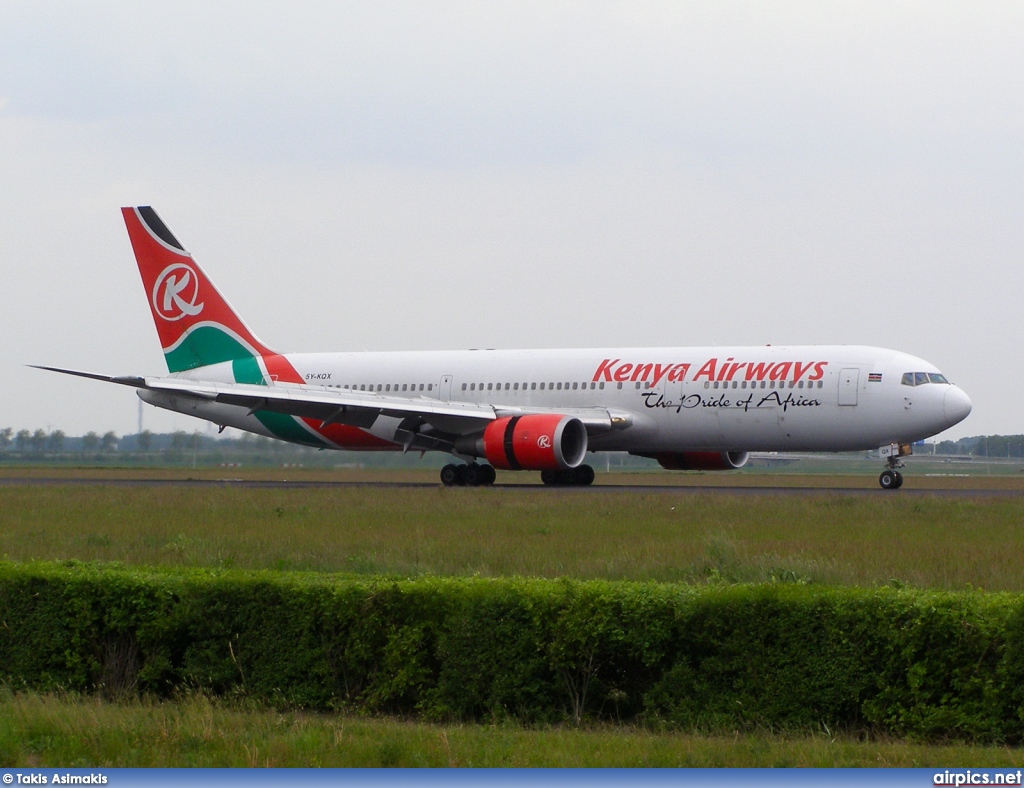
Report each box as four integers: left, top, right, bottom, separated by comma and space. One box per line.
124, 206, 278, 371
153, 263, 204, 321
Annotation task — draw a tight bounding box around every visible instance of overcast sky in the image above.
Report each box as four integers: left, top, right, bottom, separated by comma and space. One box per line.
1, 1, 1021, 441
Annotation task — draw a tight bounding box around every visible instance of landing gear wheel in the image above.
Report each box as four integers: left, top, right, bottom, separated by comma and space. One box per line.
440, 464, 460, 487
575, 464, 595, 486
480, 464, 497, 486
879, 470, 898, 490
540, 465, 595, 486
893, 471, 904, 489
463, 464, 482, 487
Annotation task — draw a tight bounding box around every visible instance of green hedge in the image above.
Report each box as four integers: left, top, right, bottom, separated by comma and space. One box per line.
1, 562, 1023, 740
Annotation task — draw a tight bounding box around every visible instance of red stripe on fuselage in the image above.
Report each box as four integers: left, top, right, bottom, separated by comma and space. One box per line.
260, 354, 396, 450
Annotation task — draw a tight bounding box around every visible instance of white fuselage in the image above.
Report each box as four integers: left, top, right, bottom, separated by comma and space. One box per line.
153, 344, 972, 455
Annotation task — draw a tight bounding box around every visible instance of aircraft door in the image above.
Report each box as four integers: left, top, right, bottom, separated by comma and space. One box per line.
838, 368, 859, 406
440, 374, 453, 402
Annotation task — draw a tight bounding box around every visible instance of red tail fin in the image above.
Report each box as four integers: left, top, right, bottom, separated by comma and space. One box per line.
123, 206, 275, 372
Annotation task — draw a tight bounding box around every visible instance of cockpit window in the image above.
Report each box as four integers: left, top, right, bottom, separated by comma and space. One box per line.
902, 371, 950, 386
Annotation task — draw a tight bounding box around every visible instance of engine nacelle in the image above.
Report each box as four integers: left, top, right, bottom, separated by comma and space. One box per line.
481, 414, 588, 471
648, 451, 750, 471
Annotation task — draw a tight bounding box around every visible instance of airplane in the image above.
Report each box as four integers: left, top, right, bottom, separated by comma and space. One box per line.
36, 206, 973, 490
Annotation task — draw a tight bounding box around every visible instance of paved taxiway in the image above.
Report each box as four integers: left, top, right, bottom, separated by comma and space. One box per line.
0, 477, 1020, 497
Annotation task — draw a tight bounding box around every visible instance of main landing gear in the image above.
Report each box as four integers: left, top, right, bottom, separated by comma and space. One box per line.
440, 463, 497, 487
541, 465, 595, 487
439, 463, 597, 487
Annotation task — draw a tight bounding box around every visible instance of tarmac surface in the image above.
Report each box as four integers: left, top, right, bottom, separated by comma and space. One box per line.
0, 476, 1021, 496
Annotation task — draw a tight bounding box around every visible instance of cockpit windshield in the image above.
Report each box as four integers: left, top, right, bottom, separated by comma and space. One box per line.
902, 372, 949, 386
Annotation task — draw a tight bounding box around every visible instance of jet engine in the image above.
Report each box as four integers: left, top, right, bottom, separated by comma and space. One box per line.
479, 414, 588, 471
647, 451, 750, 471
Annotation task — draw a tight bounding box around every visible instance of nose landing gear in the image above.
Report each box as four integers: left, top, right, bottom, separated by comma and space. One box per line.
878, 442, 910, 490
879, 467, 904, 489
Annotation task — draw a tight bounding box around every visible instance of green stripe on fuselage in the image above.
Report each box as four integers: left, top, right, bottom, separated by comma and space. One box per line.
253, 411, 329, 448
230, 357, 329, 448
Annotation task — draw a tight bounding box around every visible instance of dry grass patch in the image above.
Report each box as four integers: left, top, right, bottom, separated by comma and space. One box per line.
2, 692, 1024, 767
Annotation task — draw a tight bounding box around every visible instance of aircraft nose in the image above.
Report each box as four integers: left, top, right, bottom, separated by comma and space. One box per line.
944, 386, 972, 428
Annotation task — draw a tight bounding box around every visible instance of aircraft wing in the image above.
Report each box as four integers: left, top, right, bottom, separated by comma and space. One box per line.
31, 367, 628, 448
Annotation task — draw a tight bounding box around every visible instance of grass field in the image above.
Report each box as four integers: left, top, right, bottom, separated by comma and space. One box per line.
4, 469, 1024, 766
3, 691, 1023, 768
2, 477, 1024, 589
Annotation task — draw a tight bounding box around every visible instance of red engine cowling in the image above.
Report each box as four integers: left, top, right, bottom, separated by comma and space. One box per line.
651, 451, 750, 471
482, 415, 588, 471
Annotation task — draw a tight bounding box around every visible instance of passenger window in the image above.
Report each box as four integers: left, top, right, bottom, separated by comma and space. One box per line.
617, 382, 623, 390
557, 383, 562, 390
427, 384, 433, 391
572, 382, 578, 390
532, 383, 537, 390
599, 382, 604, 390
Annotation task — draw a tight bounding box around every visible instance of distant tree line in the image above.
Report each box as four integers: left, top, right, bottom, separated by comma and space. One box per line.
0, 427, 443, 468
0, 427, 659, 470
933, 434, 1024, 459
2, 426, 1021, 467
